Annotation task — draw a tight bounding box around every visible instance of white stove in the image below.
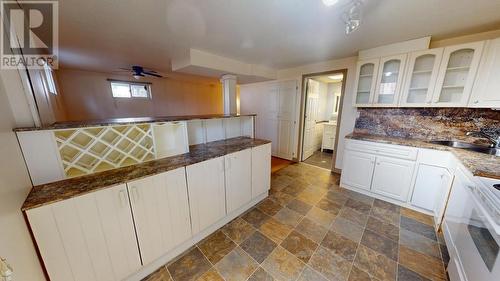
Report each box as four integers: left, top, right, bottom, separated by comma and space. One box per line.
443, 167, 500, 281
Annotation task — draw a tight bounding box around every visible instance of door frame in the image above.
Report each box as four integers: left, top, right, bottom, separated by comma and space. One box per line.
298, 69, 348, 173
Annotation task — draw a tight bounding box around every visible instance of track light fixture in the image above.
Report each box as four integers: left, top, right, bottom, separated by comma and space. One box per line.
343, 0, 363, 34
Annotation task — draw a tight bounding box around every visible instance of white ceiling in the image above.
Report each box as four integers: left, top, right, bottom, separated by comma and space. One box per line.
58, 0, 500, 74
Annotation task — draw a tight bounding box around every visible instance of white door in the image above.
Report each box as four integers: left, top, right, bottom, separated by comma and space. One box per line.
186, 157, 226, 234
373, 54, 407, 106
371, 156, 415, 201
225, 149, 252, 213
353, 59, 380, 106
252, 143, 272, 198
340, 150, 376, 191
432, 41, 485, 107
276, 80, 297, 159
470, 38, 500, 108
303, 79, 319, 160
127, 167, 192, 265
27, 184, 142, 281
259, 84, 280, 154
400, 48, 444, 107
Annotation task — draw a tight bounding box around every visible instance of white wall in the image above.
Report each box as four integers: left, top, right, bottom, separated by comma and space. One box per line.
277, 56, 358, 170
0, 70, 46, 281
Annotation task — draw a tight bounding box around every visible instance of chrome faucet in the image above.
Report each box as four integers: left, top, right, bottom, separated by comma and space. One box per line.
466, 130, 500, 148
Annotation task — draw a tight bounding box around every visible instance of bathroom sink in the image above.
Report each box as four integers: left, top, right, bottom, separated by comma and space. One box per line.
427, 140, 500, 156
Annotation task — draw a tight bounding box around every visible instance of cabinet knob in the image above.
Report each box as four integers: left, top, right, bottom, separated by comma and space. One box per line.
474, 100, 479, 104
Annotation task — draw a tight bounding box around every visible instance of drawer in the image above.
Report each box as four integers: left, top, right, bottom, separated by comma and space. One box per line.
346, 139, 418, 160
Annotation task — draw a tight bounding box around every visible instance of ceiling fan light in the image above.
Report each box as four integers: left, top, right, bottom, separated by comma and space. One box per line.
133, 74, 142, 79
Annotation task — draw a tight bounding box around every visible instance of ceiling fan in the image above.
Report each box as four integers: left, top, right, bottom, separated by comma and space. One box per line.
119, 65, 163, 79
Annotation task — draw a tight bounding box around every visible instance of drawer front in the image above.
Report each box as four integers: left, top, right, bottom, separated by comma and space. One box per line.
346, 139, 418, 160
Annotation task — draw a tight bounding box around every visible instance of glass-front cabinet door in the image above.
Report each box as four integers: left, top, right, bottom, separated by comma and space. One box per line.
373, 54, 407, 106
353, 59, 379, 106
400, 49, 443, 107
432, 41, 484, 106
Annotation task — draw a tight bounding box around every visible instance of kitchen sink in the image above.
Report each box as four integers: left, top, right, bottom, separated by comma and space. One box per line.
427, 140, 500, 156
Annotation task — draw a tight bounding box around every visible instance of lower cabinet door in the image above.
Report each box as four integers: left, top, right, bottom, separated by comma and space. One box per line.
252, 143, 271, 198
225, 149, 252, 214
27, 184, 142, 281
410, 164, 450, 213
186, 156, 226, 234
371, 156, 415, 201
128, 167, 192, 265
340, 149, 376, 191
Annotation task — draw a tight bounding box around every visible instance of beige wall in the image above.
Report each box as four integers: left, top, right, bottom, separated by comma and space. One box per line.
56, 69, 223, 121
0, 70, 46, 281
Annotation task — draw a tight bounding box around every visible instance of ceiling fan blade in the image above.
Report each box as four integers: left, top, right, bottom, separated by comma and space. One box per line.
143, 71, 163, 78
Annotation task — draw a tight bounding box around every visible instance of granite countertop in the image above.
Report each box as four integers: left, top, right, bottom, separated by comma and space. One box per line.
14, 114, 257, 132
346, 133, 500, 180
22, 137, 270, 211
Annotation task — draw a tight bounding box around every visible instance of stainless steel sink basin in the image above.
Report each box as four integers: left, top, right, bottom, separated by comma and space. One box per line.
427, 140, 500, 156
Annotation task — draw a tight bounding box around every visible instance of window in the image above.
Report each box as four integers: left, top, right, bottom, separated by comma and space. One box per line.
110, 81, 151, 99
43, 63, 57, 95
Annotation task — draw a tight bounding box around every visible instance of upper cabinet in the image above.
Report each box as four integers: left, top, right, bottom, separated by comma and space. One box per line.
469, 38, 500, 108
353, 59, 379, 106
432, 41, 484, 107
400, 49, 443, 106
354, 39, 498, 108
373, 54, 407, 106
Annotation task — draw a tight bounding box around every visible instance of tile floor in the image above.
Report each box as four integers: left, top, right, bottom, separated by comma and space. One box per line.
303, 150, 333, 170
143, 163, 450, 281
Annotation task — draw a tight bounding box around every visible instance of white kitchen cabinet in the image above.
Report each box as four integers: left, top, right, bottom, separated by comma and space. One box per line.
410, 164, 452, 229
400, 48, 443, 107
371, 156, 415, 202
432, 41, 484, 106
340, 149, 376, 191
469, 38, 500, 108
27, 184, 142, 281
127, 167, 192, 265
186, 157, 226, 234
373, 54, 408, 106
252, 143, 271, 198
225, 149, 252, 213
353, 58, 380, 106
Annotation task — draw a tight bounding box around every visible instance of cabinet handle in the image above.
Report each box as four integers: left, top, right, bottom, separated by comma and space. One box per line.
118, 190, 126, 208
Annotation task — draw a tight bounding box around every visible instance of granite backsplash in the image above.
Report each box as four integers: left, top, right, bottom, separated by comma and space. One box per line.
354, 108, 500, 144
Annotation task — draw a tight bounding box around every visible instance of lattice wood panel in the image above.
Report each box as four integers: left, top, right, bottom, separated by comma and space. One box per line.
54, 124, 155, 177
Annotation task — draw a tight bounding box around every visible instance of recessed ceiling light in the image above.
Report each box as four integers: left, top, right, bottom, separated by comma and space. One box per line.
322, 0, 339, 7
328, 74, 344, 80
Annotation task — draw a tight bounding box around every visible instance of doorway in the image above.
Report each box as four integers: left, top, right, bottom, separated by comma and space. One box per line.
300, 70, 347, 172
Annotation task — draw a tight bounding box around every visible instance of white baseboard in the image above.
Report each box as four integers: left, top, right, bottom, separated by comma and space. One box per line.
125, 192, 268, 281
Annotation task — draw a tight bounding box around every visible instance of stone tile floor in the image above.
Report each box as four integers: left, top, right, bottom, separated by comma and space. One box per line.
303, 150, 333, 170
143, 163, 450, 281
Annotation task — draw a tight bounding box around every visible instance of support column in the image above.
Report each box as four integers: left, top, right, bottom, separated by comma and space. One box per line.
220, 74, 237, 115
